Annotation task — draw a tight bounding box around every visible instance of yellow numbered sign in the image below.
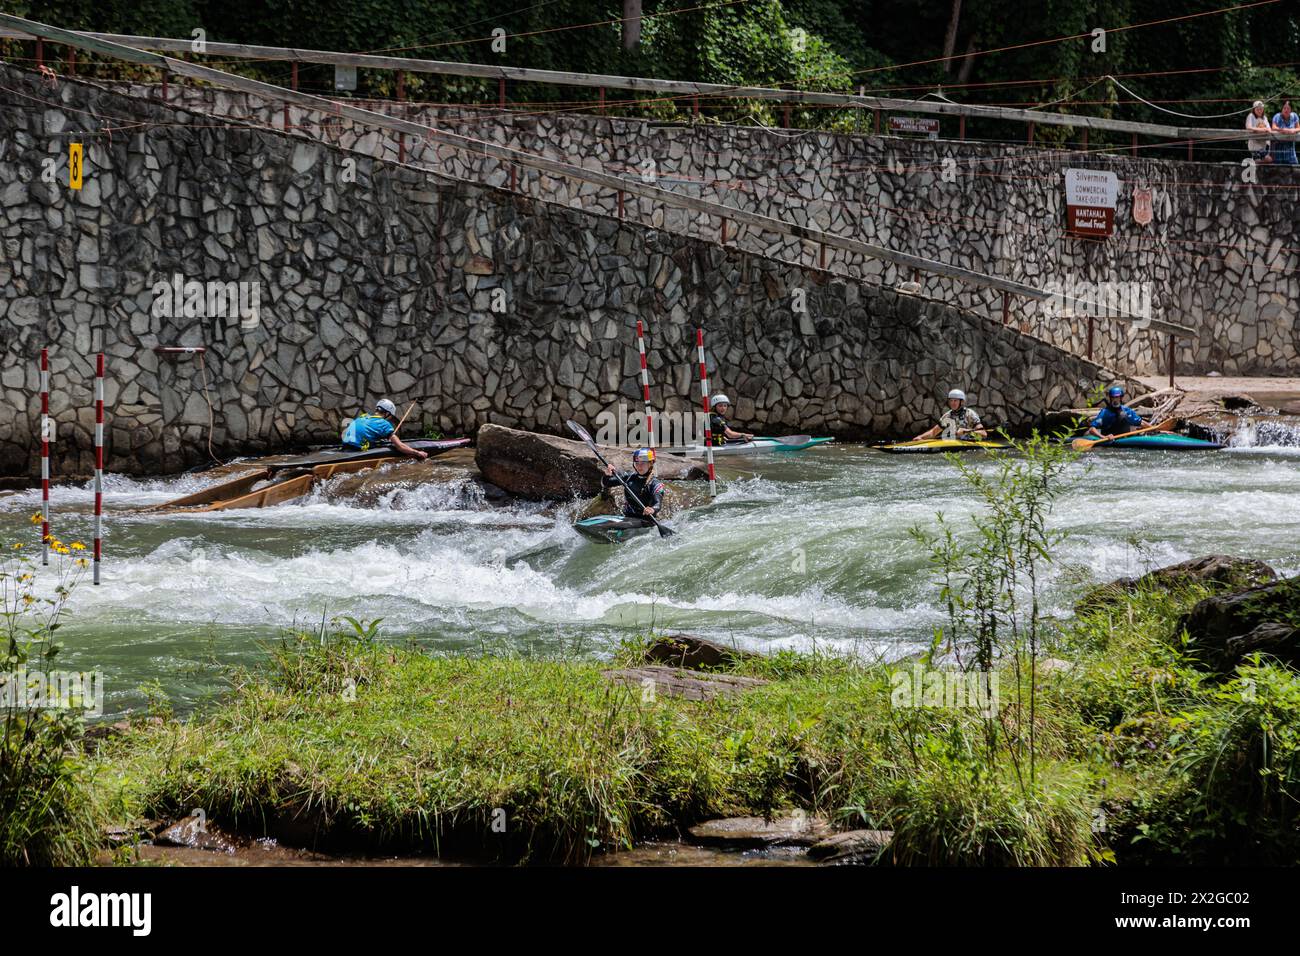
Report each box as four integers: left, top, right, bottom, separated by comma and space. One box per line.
69, 143, 83, 190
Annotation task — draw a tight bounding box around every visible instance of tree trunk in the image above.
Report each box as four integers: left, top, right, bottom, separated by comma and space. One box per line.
622, 0, 643, 51
956, 35, 978, 85
942, 0, 963, 74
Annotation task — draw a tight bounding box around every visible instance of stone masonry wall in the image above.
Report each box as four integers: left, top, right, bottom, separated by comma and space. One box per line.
0, 66, 1115, 477
111, 83, 1300, 377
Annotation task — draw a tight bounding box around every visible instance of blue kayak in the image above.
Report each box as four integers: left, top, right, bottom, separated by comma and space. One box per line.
1092, 433, 1222, 450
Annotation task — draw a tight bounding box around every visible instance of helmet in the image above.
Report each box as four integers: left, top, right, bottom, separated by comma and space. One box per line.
711, 394, 731, 408
376, 399, 398, 417
947, 389, 967, 402
632, 447, 655, 464
1106, 385, 1125, 400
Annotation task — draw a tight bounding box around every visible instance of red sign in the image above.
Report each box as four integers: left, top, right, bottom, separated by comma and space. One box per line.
1067, 206, 1114, 237
1132, 186, 1153, 226
888, 116, 940, 137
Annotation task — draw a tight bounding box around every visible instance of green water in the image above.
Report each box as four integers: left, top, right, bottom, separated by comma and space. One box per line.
2, 444, 1297, 719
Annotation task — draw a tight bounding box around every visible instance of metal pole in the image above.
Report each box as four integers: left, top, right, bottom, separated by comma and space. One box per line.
696, 329, 716, 496
93, 352, 103, 585
635, 319, 654, 447
40, 348, 49, 566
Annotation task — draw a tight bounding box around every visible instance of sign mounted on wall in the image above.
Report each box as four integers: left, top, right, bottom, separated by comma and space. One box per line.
1132, 186, 1154, 227
68, 143, 83, 191
1063, 168, 1118, 238
334, 65, 357, 92
888, 116, 939, 139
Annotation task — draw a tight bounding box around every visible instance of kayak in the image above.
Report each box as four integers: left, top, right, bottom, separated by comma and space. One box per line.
667, 436, 834, 457
878, 438, 1010, 454
270, 438, 470, 471
1086, 432, 1222, 451
573, 514, 656, 543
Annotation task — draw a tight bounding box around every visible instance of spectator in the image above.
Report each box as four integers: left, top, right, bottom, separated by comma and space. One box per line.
1246, 100, 1273, 163
1271, 98, 1298, 166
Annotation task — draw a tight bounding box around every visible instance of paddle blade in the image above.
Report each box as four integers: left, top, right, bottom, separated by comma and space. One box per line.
1070, 438, 1095, 451
656, 522, 676, 537
565, 419, 594, 445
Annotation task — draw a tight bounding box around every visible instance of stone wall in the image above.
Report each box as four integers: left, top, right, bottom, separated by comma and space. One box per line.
108, 82, 1300, 377
0, 66, 1115, 477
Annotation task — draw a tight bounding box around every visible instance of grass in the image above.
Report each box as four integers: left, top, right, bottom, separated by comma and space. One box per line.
74, 576, 1300, 866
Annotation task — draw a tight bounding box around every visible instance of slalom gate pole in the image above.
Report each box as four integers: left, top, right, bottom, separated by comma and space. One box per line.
93, 352, 104, 585
696, 328, 717, 497
636, 319, 654, 447
40, 348, 50, 565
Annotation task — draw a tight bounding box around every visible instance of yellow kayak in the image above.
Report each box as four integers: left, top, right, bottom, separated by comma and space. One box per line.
878, 438, 1010, 454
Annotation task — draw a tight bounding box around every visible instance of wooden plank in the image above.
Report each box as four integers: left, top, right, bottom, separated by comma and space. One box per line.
312, 456, 402, 479
0, 14, 1195, 340
205, 473, 316, 511
148, 469, 269, 511
0, 25, 1252, 143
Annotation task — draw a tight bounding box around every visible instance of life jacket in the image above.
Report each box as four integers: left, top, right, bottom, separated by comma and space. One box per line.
605, 471, 666, 517
709, 411, 730, 446
341, 413, 394, 450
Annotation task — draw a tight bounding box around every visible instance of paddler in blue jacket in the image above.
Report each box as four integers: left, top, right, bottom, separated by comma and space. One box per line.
1087, 385, 1143, 438
709, 394, 754, 446
602, 448, 666, 521
341, 399, 428, 459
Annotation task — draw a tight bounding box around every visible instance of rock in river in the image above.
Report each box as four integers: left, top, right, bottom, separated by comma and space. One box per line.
475, 423, 705, 501
1078, 555, 1277, 610
1179, 575, 1300, 675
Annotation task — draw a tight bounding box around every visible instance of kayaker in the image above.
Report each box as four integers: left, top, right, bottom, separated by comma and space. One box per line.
913, 389, 987, 442
1086, 385, 1144, 438
340, 399, 428, 459
709, 394, 754, 445
603, 448, 666, 521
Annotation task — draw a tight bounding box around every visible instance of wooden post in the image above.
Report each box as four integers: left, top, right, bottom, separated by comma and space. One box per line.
693, 95, 699, 118
291, 61, 299, 91
783, 103, 791, 128
874, 108, 880, 135
1001, 292, 1010, 325
161, 72, 168, 102
617, 190, 624, 219
1082, 127, 1088, 151
1087, 315, 1094, 360
509, 164, 517, 191
1168, 335, 1176, 388
498, 76, 506, 109
396, 69, 405, 101
35, 37, 43, 69
398, 133, 405, 164
819, 243, 826, 269
1131, 132, 1138, 156
721, 219, 728, 245
68, 48, 76, 75
598, 86, 605, 114
959, 115, 966, 140
1028, 122, 1034, 144
1187, 139, 1193, 162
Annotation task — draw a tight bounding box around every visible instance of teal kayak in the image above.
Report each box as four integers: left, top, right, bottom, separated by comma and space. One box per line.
573, 514, 656, 543
1090, 433, 1222, 451
668, 436, 834, 457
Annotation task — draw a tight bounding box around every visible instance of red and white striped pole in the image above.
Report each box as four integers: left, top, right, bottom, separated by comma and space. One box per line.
93, 353, 104, 585
635, 319, 654, 448
40, 348, 51, 565
696, 328, 717, 497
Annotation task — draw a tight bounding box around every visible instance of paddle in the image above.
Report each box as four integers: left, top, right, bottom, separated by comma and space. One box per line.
751, 435, 813, 446
565, 420, 675, 538
1071, 419, 1168, 451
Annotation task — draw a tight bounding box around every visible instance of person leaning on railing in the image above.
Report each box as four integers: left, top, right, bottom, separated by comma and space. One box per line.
1246, 100, 1273, 164
1271, 98, 1298, 166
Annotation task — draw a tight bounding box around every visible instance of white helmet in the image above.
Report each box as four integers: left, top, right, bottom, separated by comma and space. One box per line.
376, 399, 398, 417
711, 394, 731, 408
947, 389, 967, 402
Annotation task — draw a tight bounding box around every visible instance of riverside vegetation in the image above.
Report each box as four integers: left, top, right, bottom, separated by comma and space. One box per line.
5, 439, 1299, 865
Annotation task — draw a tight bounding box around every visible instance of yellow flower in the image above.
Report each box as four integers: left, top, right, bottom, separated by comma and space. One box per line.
12, 543, 23, 551
29, 513, 42, 526
71, 542, 85, 551
21, 594, 33, 605
74, 558, 89, 568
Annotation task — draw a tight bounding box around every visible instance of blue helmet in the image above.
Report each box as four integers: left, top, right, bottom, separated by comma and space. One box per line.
1107, 385, 1125, 400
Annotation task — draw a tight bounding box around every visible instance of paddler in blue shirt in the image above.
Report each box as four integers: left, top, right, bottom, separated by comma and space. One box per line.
602, 448, 666, 521
340, 399, 428, 459
1087, 385, 1143, 438
708, 394, 754, 446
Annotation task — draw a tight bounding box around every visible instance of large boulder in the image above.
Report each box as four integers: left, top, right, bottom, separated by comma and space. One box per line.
474, 423, 705, 501
641, 634, 758, 670
1179, 576, 1300, 674
1078, 555, 1277, 610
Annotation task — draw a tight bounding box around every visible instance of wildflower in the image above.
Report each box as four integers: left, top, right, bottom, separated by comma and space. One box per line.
70, 542, 85, 551
74, 558, 89, 568
21, 594, 33, 605
29, 513, 42, 525
12, 543, 23, 550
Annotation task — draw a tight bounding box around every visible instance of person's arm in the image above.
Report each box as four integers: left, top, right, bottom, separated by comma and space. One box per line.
724, 425, 753, 441
1124, 406, 1144, 428
390, 435, 428, 459
642, 479, 666, 516
914, 424, 941, 441
1087, 410, 1106, 438
602, 465, 623, 489
957, 412, 986, 439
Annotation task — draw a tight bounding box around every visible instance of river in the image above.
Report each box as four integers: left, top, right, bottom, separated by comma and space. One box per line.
2, 442, 1297, 719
